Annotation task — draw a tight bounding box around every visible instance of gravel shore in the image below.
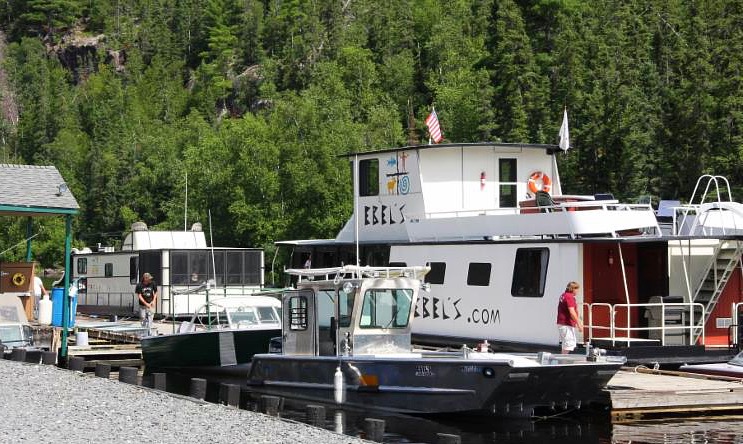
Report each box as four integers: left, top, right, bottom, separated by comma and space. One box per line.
0, 359, 366, 444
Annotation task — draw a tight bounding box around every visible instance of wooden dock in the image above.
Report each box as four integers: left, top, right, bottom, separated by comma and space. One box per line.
66, 344, 143, 371
603, 368, 743, 422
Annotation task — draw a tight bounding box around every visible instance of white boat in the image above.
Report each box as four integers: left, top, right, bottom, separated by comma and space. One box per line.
72, 222, 265, 318
275, 142, 743, 362
248, 265, 625, 417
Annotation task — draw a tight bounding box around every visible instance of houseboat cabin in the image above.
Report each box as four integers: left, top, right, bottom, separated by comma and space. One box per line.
277, 143, 743, 361
73, 222, 264, 318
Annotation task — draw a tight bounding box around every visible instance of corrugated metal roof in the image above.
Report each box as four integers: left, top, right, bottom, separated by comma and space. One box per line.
0, 164, 80, 213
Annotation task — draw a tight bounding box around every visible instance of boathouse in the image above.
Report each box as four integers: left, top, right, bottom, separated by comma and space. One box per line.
0, 164, 80, 357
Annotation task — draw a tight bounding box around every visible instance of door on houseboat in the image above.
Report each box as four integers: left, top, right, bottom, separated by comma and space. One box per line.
281, 289, 317, 355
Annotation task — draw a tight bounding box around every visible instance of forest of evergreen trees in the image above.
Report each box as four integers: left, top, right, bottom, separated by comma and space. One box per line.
1, 0, 742, 267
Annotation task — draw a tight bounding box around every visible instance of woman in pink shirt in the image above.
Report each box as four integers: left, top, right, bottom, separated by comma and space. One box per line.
556, 281, 584, 354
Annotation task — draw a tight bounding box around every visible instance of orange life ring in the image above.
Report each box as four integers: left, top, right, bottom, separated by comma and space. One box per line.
528, 171, 552, 194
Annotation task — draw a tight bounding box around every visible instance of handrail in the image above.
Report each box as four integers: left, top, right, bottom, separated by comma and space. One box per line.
583, 302, 706, 346
733, 302, 743, 347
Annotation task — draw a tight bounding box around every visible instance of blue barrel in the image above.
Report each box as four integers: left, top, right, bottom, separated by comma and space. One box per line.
51, 287, 77, 327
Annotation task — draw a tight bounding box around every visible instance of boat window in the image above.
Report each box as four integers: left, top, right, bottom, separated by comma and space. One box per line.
499, 158, 517, 208
230, 309, 258, 325
104, 263, 113, 277
511, 248, 549, 297
171, 252, 189, 285
317, 290, 335, 327
256, 306, 279, 323
425, 262, 446, 285
288, 296, 308, 331
129, 257, 138, 284
359, 159, 379, 197
77, 258, 87, 275
0, 326, 23, 344
467, 263, 491, 286
139, 251, 161, 283
338, 287, 355, 328
243, 250, 263, 285
359, 288, 413, 329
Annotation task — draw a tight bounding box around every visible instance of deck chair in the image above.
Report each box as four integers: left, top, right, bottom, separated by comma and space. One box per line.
535, 190, 556, 213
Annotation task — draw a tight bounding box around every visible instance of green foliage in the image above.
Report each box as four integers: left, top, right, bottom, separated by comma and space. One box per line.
3, 0, 743, 269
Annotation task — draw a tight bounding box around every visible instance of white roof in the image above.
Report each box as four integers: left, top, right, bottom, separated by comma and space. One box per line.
122, 230, 208, 250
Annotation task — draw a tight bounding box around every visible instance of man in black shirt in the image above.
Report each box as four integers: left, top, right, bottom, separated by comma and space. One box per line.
135, 272, 158, 331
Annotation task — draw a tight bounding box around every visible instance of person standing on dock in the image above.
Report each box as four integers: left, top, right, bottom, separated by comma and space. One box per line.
557, 281, 583, 354
135, 272, 158, 332
32, 271, 49, 319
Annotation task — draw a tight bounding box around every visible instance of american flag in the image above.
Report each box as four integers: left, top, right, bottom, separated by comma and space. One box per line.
425, 109, 443, 144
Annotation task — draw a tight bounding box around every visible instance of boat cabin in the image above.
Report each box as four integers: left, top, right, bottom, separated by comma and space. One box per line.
280, 266, 428, 357
276, 143, 743, 361
72, 222, 265, 318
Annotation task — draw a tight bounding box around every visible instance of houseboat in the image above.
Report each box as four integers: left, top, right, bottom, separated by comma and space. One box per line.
276, 143, 743, 363
247, 265, 625, 417
72, 222, 265, 318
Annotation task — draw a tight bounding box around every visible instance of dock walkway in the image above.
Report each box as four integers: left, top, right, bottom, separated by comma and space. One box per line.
604, 368, 743, 422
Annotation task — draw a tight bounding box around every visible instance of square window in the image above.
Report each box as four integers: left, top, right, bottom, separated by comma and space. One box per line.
425, 262, 446, 285
511, 248, 549, 297
467, 263, 491, 286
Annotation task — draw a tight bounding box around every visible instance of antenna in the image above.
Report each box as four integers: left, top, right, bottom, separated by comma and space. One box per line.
353, 153, 360, 277
184, 170, 188, 231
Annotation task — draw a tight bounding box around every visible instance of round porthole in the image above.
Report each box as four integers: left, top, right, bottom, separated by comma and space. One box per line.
482, 367, 495, 378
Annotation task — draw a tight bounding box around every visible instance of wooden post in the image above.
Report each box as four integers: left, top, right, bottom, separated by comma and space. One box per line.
152, 373, 167, 391
11, 347, 26, 362
189, 378, 207, 400
219, 383, 240, 407
260, 395, 281, 416
306, 405, 325, 427
364, 418, 385, 442
94, 363, 111, 378
41, 351, 56, 365
67, 356, 85, 371
118, 366, 138, 384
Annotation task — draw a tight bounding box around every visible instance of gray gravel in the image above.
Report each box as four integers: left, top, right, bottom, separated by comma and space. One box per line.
0, 359, 366, 444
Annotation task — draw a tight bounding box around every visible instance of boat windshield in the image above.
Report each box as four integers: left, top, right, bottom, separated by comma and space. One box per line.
228, 306, 280, 325
730, 352, 743, 367
359, 288, 413, 329
0, 325, 24, 345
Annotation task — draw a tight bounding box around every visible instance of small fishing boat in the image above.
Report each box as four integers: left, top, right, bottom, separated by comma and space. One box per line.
247, 266, 625, 417
679, 351, 743, 379
141, 293, 281, 378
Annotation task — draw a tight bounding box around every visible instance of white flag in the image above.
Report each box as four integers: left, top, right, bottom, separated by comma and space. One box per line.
558, 108, 570, 151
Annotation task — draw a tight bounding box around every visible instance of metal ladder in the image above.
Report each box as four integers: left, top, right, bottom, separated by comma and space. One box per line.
692, 240, 743, 344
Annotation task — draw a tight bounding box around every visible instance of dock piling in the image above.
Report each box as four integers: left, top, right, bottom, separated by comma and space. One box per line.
68, 356, 85, 372
306, 405, 325, 427
11, 348, 26, 362
94, 363, 111, 378
118, 366, 138, 384
189, 378, 207, 400
41, 351, 56, 365
364, 418, 385, 442
152, 373, 167, 391
260, 395, 282, 416
219, 383, 240, 407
